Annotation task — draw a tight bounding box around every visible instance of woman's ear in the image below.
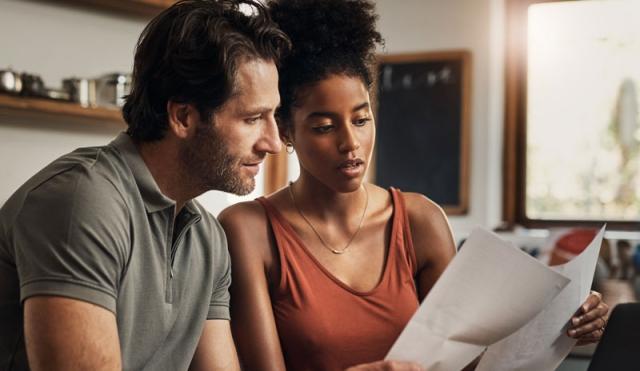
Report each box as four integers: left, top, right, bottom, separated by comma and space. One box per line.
279, 123, 293, 145
166, 101, 199, 139
280, 125, 296, 154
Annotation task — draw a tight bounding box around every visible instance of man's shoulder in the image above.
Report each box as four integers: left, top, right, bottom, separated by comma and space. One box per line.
40, 145, 129, 198
189, 200, 219, 227
188, 200, 227, 246
30, 144, 127, 189
1, 145, 131, 227
66, 144, 132, 191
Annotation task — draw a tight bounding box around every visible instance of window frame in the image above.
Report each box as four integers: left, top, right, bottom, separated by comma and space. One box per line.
502, 0, 640, 229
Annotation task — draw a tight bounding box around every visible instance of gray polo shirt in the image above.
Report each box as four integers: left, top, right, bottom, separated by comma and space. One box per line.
0, 133, 231, 371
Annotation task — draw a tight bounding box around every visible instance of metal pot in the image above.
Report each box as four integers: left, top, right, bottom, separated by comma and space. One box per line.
21, 73, 46, 97
44, 88, 71, 102
63, 78, 96, 107
0, 69, 22, 94
95, 73, 131, 108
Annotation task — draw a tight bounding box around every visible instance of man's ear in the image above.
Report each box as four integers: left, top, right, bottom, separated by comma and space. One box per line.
166, 101, 199, 139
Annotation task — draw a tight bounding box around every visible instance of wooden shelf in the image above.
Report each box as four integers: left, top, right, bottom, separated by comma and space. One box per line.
61, 0, 176, 17
0, 94, 124, 125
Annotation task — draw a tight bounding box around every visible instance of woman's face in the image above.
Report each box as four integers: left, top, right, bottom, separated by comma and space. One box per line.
290, 74, 375, 192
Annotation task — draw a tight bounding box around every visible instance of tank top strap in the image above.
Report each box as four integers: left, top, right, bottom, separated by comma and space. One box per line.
255, 196, 294, 253
255, 196, 295, 292
256, 196, 276, 219
389, 188, 418, 276
256, 196, 281, 231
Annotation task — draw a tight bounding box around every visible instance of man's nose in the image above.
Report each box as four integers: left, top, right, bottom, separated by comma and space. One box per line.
256, 114, 282, 154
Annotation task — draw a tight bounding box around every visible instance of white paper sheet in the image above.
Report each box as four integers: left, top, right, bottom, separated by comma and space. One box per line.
476, 226, 605, 371
386, 228, 570, 371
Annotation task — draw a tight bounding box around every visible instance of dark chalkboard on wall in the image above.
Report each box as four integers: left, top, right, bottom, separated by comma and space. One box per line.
374, 51, 471, 214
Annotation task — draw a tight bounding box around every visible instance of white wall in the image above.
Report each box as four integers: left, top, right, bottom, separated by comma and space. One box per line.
2, 1, 141, 84
1, 0, 507, 237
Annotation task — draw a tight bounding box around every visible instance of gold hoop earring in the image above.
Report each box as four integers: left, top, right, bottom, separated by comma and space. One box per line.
285, 142, 294, 154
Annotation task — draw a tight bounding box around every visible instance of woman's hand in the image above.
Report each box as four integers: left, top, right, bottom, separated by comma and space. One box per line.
346, 360, 426, 371
567, 290, 609, 345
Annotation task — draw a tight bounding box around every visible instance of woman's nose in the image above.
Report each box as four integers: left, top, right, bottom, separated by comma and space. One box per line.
338, 126, 360, 153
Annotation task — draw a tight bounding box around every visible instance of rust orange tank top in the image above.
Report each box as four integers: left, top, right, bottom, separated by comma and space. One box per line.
257, 188, 419, 371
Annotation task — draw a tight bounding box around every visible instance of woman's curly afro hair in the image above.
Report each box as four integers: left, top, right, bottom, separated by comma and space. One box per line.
268, 0, 383, 130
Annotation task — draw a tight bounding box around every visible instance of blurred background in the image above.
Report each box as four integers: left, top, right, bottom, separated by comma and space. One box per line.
1, 1, 638, 369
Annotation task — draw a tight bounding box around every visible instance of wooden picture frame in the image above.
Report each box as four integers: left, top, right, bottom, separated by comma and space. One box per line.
372, 50, 471, 215
263, 151, 288, 195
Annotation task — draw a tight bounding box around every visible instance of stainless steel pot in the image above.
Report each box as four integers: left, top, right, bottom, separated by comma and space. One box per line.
63, 78, 96, 107
96, 73, 131, 107
44, 88, 71, 101
21, 73, 46, 97
0, 69, 22, 94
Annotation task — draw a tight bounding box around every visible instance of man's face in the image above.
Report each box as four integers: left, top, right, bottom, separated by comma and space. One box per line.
181, 59, 281, 195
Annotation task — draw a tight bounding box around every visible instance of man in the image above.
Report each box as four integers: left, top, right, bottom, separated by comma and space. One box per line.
0, 1, 289, 370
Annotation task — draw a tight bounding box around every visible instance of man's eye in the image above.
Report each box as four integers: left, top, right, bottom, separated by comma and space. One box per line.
246, 115, 262, 124
312, 125, 334, 134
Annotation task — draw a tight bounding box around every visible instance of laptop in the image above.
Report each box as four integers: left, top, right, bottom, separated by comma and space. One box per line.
587, 302, 640, 371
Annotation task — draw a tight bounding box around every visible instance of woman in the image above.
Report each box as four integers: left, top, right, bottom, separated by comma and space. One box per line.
219, 0, 609, 370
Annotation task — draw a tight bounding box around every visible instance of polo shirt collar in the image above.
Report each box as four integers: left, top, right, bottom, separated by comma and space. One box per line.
109, 133, 175, 213
184, 200, 200, 215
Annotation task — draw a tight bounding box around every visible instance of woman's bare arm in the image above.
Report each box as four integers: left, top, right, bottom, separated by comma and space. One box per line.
218, 202, 286, 371
403, 192, 456, 301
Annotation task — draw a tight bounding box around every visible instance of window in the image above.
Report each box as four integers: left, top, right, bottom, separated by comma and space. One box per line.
504, 0, 640, 228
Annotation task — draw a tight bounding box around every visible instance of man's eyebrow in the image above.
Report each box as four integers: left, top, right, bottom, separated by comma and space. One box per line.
306, 102, 370, 120
239, 105, 278, 116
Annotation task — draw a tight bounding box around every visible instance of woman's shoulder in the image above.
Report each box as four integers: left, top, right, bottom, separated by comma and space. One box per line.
218, 187, 292, 241
399, 191, 448, 227
363, 185, 444, 223
218, 197, 281, 268
218, 197, 275, 251
218, 199, 266, 227
395, 190, 455, 264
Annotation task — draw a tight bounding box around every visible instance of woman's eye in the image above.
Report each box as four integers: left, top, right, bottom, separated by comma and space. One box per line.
312, 125, 334, 134
354, 117, 371, 126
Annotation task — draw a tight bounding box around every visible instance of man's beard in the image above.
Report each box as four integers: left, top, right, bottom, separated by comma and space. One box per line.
180, 122, 256, 196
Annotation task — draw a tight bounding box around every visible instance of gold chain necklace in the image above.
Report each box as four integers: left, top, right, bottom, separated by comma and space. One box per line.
288, 182, 369, 255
